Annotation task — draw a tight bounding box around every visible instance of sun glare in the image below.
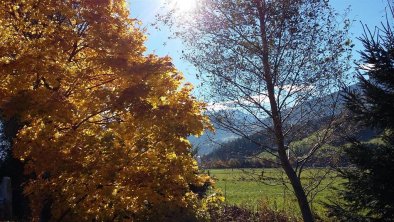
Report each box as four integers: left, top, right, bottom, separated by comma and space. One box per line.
166, 0, 198, 13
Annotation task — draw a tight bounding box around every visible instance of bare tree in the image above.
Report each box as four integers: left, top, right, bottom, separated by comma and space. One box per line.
160, 0, 351, 221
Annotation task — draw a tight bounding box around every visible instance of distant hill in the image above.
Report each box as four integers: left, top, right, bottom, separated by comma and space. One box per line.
201, 121, 380, 168
201, 131, 270, 160
188, 120, 240, 156
191, 85, 366, 157
189, 109, 265, 155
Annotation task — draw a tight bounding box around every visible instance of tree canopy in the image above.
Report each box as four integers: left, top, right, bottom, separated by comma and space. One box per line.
160, 0, 351, 221
0, 0, 211, 220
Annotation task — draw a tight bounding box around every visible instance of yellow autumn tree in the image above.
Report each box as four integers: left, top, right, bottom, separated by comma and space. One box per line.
0, 0, 211, 221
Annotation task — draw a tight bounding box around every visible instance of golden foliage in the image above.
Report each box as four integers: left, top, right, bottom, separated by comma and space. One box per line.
0, 0, 211, 220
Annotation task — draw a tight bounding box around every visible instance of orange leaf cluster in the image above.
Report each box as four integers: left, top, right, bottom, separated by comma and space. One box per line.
0, 0, 211, 220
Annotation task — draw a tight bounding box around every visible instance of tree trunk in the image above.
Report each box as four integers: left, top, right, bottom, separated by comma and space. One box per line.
277, 144, 314, 222
255, 1, 314, 221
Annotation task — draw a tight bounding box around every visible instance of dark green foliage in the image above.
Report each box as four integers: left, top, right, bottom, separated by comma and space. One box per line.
328, 7, 394, 221
344, 24, 394, 129
329, 136, 394, 221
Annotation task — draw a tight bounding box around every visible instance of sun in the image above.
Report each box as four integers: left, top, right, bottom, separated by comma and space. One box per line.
166, 0, 198, 13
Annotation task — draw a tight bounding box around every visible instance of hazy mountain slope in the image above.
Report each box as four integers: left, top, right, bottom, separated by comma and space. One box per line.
191, 85, 362, 156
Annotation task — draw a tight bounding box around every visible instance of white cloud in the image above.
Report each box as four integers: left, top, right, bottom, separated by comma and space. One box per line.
278, 84, 314, 93
207, 101, 237, 112
207, 93, 270, 111
360, 63, 375, 71
206, 85, 314, 112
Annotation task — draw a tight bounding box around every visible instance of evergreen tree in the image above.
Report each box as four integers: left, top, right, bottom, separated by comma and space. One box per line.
329, 7, 394, 221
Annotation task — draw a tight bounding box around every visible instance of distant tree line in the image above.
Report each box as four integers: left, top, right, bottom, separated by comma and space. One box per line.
201, 125, 378, 169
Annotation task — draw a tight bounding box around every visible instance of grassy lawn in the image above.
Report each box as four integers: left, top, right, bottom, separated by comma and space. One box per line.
205, 168, 344, 217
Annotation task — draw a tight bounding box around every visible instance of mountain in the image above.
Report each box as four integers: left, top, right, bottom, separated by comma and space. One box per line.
191, 85, 363, 156
189, 109, 261, 155
188, 124, 239, 156
201, 122, 379, 169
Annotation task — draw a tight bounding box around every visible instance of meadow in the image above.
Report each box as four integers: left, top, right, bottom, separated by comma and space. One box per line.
205, 168, 344, 217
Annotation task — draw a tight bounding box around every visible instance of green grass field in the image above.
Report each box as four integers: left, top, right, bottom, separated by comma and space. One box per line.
205, 168, 344, 217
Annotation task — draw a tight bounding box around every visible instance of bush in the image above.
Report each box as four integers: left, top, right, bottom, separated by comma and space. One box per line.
207, 200, 300, 222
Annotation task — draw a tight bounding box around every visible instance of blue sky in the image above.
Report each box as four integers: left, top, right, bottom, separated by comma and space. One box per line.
127, 0, 389, 91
